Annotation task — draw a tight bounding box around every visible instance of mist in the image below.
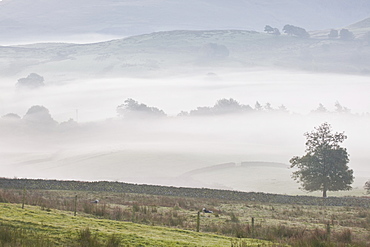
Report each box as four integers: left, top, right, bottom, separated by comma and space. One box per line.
2, 70, 370, 121
1, 0, 370, 196
1, 69, 369, 195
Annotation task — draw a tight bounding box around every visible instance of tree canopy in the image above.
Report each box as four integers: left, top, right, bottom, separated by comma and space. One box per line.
23, 105, 57, 126
264, 25, 274, 33
290, 123, 353, 197
328, 29, 338, 39
186, 98, 253, 116
339, 29, 354, 40
264, 25, 280, 36
116, 98, 166, 119
283, 24, 310, 38
16, 73, 45, 89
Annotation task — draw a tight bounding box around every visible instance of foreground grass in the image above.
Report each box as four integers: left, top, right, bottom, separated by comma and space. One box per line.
1, 178, 370, 246
0, 203, 273, 247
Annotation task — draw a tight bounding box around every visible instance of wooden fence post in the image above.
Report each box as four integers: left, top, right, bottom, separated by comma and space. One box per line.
326, 222, 331, 240
74, 195, 77, 216
196, 211, 200, 232
22, 187, 26, 209
251, 217, 255, 237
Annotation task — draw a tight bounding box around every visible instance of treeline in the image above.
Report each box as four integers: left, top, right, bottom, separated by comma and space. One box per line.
0, 98, 363, 129
264, 23, 366, 41
0, 177, 369, 208
112, 98, 359, 118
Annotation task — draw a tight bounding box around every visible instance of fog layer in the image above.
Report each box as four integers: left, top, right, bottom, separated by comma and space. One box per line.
0, 70, 369, 195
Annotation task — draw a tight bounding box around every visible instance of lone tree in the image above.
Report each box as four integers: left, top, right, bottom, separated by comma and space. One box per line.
16, 73, 45, 89
290, 123, 353, 197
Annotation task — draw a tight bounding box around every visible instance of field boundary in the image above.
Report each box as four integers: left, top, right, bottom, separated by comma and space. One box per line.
0, 177, 369, 207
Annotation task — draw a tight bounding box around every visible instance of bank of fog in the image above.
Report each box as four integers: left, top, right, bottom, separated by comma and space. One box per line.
0, 105, 369, 189
0, 71, 370, 192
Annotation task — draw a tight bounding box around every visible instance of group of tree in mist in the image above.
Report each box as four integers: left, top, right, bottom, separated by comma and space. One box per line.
15, 73, 45, 90
265, 24, 314, 38
5, 72, 365, 122
116, 98, 359, 119
116, 102, 369, 197
264, 23, 370, 42
1, 102, 370, 197
0, 105, 77, 132
0, 98, 364, 129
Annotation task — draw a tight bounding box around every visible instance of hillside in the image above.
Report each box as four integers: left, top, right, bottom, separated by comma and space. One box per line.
1, 29, 370, 77
0, 203, 272, 246
348, 17, 370, 37
348, 17, 370, 30
1, 0, 370, 44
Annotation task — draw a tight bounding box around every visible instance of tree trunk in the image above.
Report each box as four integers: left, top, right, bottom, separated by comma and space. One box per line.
323, 178, 329, 197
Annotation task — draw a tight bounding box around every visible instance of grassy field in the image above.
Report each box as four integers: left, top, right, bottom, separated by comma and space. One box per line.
0, 203, 273, 247
0, 178, 369, 246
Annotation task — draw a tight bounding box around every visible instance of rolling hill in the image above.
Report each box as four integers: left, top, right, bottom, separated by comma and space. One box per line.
347, 17, 370, 38
1, 29, 370, 78
348, 17, 370, 30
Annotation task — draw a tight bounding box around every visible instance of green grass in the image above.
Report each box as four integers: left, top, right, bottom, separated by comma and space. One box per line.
1, 179, 370, 246
0, 203, 273, 246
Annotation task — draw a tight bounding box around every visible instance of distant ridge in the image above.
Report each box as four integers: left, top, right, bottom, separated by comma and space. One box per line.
1, 28, 370, 76
180, 163, 236, 177
180, 161, 287, 177
348, 17, 370, 29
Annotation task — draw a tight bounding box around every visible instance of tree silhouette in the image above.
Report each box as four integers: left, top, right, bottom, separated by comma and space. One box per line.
254, 101, 263, 111
283, 24, 310, 38
272, 28, 281, 36
339, 29, 354, 40
264, 25, 280, 36
16, 73, 45, 89
264, 25, 274, 33
328, 29, 338, 39
116, 98, 166, 118
290, 123, 353, 197
311, 103, 328, 114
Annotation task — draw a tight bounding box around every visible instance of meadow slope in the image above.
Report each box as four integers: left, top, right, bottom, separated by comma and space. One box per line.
0, 203, 272, 246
